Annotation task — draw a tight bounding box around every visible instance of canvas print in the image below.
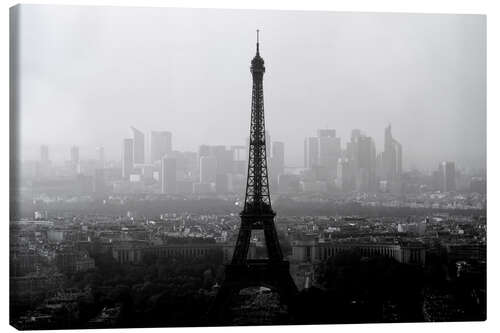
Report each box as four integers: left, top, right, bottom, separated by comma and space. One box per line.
9, 4, 486, 329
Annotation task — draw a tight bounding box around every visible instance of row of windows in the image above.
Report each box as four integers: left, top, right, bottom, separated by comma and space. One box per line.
116, 250, 139, 263
404, 249, 425, 263
317, 246, 401, 261
151, 247, 213, 257
115, 247, 221, 263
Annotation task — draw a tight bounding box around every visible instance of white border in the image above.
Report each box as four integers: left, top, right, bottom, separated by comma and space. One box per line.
1, 1, 497, 333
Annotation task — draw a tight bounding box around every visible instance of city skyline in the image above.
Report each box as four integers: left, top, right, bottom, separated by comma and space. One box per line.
16, 5, 485, 171
25, 124, 482, 175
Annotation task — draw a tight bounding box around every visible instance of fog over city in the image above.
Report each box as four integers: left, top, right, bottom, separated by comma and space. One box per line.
16, 5, 485, 171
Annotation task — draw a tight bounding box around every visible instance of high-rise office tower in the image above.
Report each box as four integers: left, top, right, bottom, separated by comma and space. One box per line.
382, 124, 403, 180
317, 129, 341, 179
122, 138, 134, 179
304, 137, 319, 169
215, 173, 229, 194
37, 144, 51, 179
265, 131, 271, 159
40, 145, 49, 163
231, 145, 247, 161
383, 124, 394, 178
161, 157, 177, 194
130, 127, 145, 165
337, 157, 355, 192
96, 146, 105, 168
198, 145, 211, 158
353, 134, 377, 192
394, 140, 402, 177
70, 145, 80, 174
182, 151, 198, 179
150, 131, 172, 163
317, 129, 336, 138
272, 141, 285, 171
351, 129, 362, 141
231, 145, 248, 175
271, 141, 285, 176
440, 161, 456, 192
197, 144, 211, 172
70, 146, 79, 165
211, 146, 233, 175
165, 151, 189, 180
200, 155, 217, 183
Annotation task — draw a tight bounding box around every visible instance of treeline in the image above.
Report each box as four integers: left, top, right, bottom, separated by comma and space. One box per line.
12, 197, 485, 220
289, 249, 485, 324
13, 251, 225, 329
289, 252, 424, 324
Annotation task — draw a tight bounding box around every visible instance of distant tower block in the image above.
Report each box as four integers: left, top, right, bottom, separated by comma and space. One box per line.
209, 31, 297, 323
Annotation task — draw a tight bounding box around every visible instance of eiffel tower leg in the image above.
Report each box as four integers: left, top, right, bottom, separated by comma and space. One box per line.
263, 219, 283, 261
231, 222, 252, 264
208, 261, 298, 324
207, 282, 234, 324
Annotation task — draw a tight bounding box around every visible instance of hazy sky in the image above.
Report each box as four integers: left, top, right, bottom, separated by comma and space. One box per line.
16, 5, 486, 171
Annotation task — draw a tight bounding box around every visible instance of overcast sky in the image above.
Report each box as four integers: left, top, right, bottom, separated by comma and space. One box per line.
16, 5, 486, 171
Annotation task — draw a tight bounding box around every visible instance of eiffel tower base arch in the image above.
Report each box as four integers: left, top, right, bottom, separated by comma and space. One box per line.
208, 260, 298, 324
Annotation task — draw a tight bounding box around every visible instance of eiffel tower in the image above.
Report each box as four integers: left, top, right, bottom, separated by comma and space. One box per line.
209, 30, 297, 322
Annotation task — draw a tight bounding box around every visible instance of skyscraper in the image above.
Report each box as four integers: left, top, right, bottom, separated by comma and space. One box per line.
200, 155, 217, 183
40, 145, 49, 163
304, 137, 319, 169
265, 131, 271, 159
231, 146, 247, 176
198, 145, 211, 158
122, 138, 134, 179
337, 157, 355, 192
70, 146, 79, 165
230, 145, 247, 162
271, 141, 285, 176
150, 131, 172, 163
317, 129, 341, 179
131, 127, 145, 165
351, 129, 362, 142
440, 161, 456, 192
215, 173, 229, 194
96, 146, 105, 168
394, 140, 403, 177
70, 145, 80, 174
351, 133, 377, 192
270, 141, 285, 185
37, 144, 51, 179
198, 144, 211, 172
317, 129, 336, 138
211, 145, 233, 175
382, 124, 403, 180
161, 157, 177, 194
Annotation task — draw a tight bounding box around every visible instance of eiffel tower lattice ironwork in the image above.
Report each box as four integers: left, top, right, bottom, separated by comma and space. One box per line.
209, 30, 297, 322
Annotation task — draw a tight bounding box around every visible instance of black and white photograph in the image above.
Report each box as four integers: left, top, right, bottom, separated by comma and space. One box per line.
8, 2, 489, 330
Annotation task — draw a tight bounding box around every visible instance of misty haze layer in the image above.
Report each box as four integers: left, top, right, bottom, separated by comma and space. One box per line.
16, 5, 486, 171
